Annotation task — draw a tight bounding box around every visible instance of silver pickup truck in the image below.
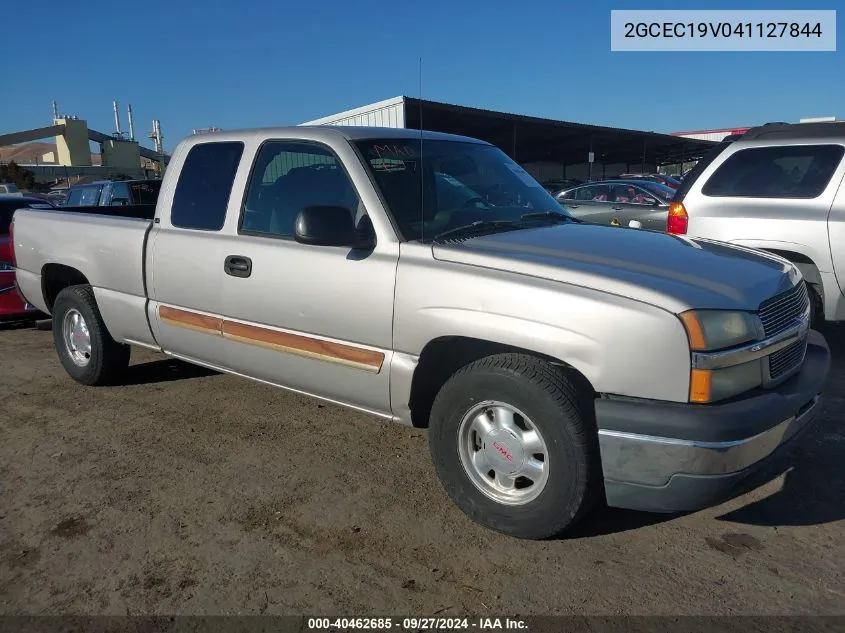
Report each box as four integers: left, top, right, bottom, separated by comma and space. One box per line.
11, 126, 831, 539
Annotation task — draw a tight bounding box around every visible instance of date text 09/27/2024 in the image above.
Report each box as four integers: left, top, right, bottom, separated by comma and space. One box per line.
307, 617, 528, 630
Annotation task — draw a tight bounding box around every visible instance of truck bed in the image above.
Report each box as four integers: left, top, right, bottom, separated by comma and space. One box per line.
12, 207, 153, 314
59, 204, 157, 220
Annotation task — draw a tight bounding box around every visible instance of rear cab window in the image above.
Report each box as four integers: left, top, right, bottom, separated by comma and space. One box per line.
702, 144, 845, 199
171, 142, 245, 230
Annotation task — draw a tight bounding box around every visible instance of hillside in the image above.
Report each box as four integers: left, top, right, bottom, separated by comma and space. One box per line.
0, 142, 102, 165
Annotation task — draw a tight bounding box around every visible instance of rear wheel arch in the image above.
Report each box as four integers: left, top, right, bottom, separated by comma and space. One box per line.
408, 335, 596, 429
762, 249, 822, 285
41, 264, 90, 313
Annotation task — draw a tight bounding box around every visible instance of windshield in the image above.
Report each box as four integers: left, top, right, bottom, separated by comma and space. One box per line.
354, 139, 570, 241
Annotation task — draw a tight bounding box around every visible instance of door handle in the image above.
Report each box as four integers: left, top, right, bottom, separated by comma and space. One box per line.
224, 255, 252, 278
611, 205, 624, 210
567, 204, 580, 208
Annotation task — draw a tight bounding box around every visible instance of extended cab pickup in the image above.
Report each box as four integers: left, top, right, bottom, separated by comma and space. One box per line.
10, 126, 831, 539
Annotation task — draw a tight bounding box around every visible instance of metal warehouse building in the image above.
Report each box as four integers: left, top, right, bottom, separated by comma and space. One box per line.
301, 96, 716, 184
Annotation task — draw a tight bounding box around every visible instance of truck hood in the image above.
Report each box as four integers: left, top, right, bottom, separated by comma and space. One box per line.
431, 224, 800, 314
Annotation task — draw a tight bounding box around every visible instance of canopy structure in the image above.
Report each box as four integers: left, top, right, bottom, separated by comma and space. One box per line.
303, 96, 716, 179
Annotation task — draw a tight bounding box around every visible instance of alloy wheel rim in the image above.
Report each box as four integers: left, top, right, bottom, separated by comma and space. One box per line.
457, 400, 550, 505
62, 309, 92, 367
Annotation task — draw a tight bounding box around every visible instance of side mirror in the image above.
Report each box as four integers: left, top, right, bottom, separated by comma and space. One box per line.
295, 205, 374, 249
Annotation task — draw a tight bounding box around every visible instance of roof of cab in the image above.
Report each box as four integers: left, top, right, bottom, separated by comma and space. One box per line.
740, 121, 845, 141
178, 125, 492, 147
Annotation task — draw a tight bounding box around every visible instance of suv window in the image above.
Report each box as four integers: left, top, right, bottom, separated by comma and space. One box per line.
64, 188, 83, 206
110, 182, 131, 205
65, 185, 101, 206
240, 141, 361, 238
171, 142, 244, 231
702, 144, 845, 199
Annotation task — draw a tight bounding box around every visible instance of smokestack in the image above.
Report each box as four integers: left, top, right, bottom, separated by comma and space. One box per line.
52, 100, 59, 121
127, 104, 135, 141
113, 100, 122, 136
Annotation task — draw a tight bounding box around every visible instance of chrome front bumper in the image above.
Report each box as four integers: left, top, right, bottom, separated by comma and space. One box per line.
594, 329, 830, 513
598, 393, 820, 488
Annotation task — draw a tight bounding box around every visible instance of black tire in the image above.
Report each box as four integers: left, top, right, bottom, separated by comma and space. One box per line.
428, 353, 602, 540
807, 281, 823, 329
51, 285, 130, 386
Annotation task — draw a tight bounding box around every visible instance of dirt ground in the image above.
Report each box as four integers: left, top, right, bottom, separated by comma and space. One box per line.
1, 321, 843, 616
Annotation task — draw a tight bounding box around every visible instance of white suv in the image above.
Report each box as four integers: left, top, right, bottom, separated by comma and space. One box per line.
667, 122, 845, 326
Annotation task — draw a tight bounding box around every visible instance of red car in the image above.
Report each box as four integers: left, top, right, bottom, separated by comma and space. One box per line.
1, 195, 53, 321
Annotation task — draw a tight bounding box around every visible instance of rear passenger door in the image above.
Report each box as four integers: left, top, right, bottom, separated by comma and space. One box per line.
218, 140, 397, 416
147, 141, 245, 370
556, 184, 614, 223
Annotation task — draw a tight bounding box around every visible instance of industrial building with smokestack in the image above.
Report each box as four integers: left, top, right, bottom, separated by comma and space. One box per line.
0, 100, 169, 187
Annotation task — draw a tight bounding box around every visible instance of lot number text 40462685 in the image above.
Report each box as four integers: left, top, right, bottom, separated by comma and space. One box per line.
307, 617, 528, 630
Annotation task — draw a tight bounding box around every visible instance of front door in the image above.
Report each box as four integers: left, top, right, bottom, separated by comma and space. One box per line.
607, 183, 668, 230
219, 140, 397, 416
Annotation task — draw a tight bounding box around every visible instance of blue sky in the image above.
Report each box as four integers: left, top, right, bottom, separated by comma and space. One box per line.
2, 0, 842, 151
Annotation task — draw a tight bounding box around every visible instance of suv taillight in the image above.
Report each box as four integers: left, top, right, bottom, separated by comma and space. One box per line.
667, 202, 688, 235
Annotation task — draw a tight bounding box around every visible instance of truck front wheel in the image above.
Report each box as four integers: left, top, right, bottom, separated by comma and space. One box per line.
428, 353, 602, 539
51, 285, 130, 386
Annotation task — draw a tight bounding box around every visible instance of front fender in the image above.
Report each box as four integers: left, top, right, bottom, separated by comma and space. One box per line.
416, 307, 601, 385
396, 295, 692, 404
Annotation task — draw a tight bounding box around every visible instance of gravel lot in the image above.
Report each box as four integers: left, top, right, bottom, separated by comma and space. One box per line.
1, 321, 843, 616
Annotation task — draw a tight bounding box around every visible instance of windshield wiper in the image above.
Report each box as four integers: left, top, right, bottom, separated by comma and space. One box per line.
520, 210, 584, 224
432, 220, 524, 243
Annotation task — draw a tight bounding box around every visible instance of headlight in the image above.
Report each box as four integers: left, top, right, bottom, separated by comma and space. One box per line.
680, 310, 765, 403
679, 309, 761, 351
690, 360, 763, 403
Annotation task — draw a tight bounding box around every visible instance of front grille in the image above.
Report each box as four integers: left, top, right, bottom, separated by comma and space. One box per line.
758, 283, 810, 383
759, 283, 808, 337
768, 337, 807, 380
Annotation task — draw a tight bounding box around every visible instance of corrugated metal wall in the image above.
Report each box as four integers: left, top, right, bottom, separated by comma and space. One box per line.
674, 129, 749, 142
300, 96, 406, 128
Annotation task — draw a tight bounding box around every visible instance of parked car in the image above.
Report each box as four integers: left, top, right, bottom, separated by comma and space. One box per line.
63, 179, 162, 207
0, 183, 23, 196
616, 173, 681, 189
11, 126, 829, 539
1, 195, 52, 321
554, 179, 676, 230
46, 190, 69, 206
667, 121, 845, 326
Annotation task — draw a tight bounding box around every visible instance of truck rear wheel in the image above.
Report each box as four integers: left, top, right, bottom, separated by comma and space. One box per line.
51, 285, 130, 386
428, 353, 602, 539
